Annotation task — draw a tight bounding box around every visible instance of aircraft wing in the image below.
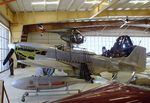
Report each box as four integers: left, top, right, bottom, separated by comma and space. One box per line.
16, 42, 55, 50
17, 58, 72, 71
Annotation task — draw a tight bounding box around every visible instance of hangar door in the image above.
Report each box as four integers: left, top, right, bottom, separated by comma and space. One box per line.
0, 23, 10, 72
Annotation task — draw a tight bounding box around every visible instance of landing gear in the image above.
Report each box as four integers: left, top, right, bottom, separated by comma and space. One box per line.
112, 73, 118, 80
80, 63, 92, 82
127, 71, 136, 83
25, 92, 29, 96
21, 98, 25, 102
20, 88, 80, 102
21, 92, 29, 102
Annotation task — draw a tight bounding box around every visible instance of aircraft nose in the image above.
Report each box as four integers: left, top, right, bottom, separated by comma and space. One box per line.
8, 43, 17, 50
3, 42, 18, 65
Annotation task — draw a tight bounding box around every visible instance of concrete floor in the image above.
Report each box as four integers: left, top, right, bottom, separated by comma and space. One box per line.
1, 67, 105, 103
1, 66, 150, 103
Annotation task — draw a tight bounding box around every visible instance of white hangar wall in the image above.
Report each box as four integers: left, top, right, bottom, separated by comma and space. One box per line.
27, 32, 66, 47
83, 29, 150, 37
80, 29, 150, 54
0, 14, 10, 72
27, 29, 150, 54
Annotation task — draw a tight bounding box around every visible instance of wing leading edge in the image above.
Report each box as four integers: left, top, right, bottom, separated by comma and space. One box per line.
17, 58, 72, 71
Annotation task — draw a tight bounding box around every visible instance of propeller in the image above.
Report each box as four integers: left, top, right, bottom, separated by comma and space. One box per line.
3, 49, 14, 65
37, 24, 46, 36
37, 24, 44, 30
120, 16, 129, 28
120, 17, 150, 28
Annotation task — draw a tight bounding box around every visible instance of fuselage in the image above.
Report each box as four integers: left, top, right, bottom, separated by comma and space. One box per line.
12, 76, 66, 90
12, 76, 85, 90
14, 42, 146, 76
15, 44, 114, 74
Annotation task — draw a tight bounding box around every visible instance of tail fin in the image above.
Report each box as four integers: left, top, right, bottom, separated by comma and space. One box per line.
123, 46, 146, 72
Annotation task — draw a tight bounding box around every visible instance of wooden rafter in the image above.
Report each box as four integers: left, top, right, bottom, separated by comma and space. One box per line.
90, 0, 119, 18
23, 20, 150, 33
0, 0, 16, 5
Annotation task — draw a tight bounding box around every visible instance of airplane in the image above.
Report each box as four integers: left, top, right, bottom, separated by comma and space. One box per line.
3, 35, 147, 82
38, 24, 84, 47
12, 75, 84, 102
50, 81, 150, 103
47, 28, 84, 45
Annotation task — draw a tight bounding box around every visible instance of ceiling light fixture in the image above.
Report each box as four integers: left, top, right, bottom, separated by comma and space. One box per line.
84, 0, 101, 4
31, 1, 59, 5
129, 0, 149, 4
125, 8, 130, 10
117, 8, 123, 10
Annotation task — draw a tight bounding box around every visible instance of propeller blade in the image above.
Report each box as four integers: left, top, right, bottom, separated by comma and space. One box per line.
120, 21, 128, 28
3, 49, 14, 65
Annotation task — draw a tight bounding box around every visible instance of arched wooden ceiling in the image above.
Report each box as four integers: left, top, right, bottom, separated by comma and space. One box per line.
1, 0, 150, 24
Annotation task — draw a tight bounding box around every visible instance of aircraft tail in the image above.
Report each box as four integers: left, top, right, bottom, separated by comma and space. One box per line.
122, 46, 146, 72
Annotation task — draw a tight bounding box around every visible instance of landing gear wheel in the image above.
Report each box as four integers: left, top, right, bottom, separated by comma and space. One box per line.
21, 92, 28, 102
90, 78, 94, 83
25, 92, 29, 96
21, 97, 25, 102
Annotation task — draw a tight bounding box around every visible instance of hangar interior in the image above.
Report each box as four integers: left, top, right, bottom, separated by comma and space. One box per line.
0, 0, 150, 103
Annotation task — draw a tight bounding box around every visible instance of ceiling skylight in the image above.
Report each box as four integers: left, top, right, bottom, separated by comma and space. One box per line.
32, 1, 59, 5
129, 0, 149, 4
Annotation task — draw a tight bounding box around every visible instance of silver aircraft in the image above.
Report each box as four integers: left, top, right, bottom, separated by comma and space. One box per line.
3, 35, 147, 81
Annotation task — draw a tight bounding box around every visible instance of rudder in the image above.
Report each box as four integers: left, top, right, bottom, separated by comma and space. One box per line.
125, 46, 146, 70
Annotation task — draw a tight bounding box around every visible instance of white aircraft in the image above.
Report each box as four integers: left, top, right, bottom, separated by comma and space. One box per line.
12, 75, 84, 102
